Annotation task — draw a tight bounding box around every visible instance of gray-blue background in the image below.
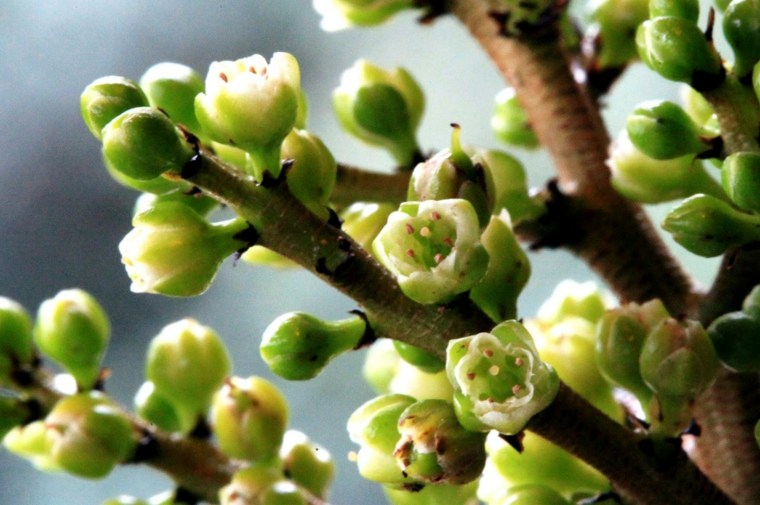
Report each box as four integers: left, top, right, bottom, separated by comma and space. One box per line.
0, 1, 718, 503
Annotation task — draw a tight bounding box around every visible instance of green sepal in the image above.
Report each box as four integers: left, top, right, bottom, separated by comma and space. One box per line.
139, 62, 205, 136
626, 100, 707, 160
722, 152, 760, 213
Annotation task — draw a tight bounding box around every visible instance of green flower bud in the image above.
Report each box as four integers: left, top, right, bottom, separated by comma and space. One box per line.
195, 53, 301, 179
119, 202, 251, 296
3, 420, 59, 472
469, 211, 531, 322
347, 393, 417, 485
491, 87, 538, 149
34, 289, 109, 390
595, 299, 669, 403
333, 59, 423, 165
662, 194, 760, 257
707, 311, 760, 372
340, 202, 396, 251
102, 107, 195, 181
145, 318, 231, 416
240, 246, 296, 269
313, 0, 416, 31
636, 17, 724, 87
139, 62, 205, 135
608, 130, 719, 203
649, 0, 699, 20
394, 399, 487, 485
392, 341, 444, 374
587, 0, 650, 68
260, 312, 365, 380
44, 392, 136, 479
639, 318, 719, 399
280, 128, 337, 218
81, 76, 149, 140
722, 151, 760, 213
472, 148, 544, 223
680, 85, 717, 129
742, 284, 760, 319
723, 0, 760, 77
481, 431, 607, 500
626, 100, 708, 160
134, 381, 190, 433
501, 484, 571, 505
133, 189, 218, 218
384, 481, 478, 505
536, 280, 610, 325
373, 199, 489, 304
220, 464, 306, 505
280, 430, 334, 499
211, 376, 289, 462
446, 321, 559, 434
0, 297, 34, 384
363, 339, 454, 400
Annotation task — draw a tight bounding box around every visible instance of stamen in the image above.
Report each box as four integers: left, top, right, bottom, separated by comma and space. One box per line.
514, 357, 524, 367
406, 249, 415, 258
219, 72, 229, 82
434, 253, 445, 264
431, 211, 441, 221
405, 223, 414, 234
483, 348, 494, 357
512, 384, 522, 395
488, 365, 500, 376
419, 226, 431, 237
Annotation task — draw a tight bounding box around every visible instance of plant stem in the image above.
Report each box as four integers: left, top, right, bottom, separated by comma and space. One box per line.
702, 75, 760, 154
447, 0, 695, 315
331, 164, 409, 207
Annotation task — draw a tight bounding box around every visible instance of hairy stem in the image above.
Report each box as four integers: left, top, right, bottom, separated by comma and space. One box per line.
447, 0, 695, 314
702, 75, 760, 154
331, 164, 409, 207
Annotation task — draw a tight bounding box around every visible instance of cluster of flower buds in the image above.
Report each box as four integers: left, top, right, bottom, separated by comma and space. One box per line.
707, 285, 760, 372
596, 300, 719, 436
586, 0, 649, 69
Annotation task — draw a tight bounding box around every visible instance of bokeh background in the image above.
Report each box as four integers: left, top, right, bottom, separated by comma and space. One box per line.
0, 1, 719, 503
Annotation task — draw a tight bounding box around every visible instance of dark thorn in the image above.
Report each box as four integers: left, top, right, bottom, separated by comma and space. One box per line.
498, 431, 526, 453
705, 7, 715, 42
690, 66, 726, 93
21, 399, 44, 424
315, 257, 331, 275
189, 415, 212, 439
259, 159, 293, 189
349, 309, 378, 349
181, 153, 203, 179
232, 222, 260, 258
327, 207, 343, 229
174, 486, 202, 505
128, 429, 160, 463
684, 419, 702, 437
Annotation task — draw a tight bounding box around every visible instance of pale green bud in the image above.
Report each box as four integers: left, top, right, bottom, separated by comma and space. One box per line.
220, 464, 306, 505
313, 0, 416, 31
81, 76, 149, 140
536, 280, 610, 325
134, 381, 191, 433
384, 481, 478, 505
587, 0, 650, 68
491, 87, 538, 149
145, 318, 231, 416
339, 202, 396, 251
626, 100, 708, 160
723, 0, 760, 78
211, 376, 289, 462
721, 151, 760, 213
333, 59, 423, 165
280, 128, 337, 218
280, 430, 334, 499
373, 199, 489, 304
34, 289, 109, 390
133, 189, 218, 218
119, 202, 251, 296
0, 297, 34, 385
3, 421, 60, 473
446, 321, 559, 434
195, 53, 301, 179
140, 62, 205, 135
392, 341, 444, 374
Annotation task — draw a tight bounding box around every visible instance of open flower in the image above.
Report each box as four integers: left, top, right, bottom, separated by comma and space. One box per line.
195, 53, 300, 178
373, 199, 488, 304
446, 320, 559, 435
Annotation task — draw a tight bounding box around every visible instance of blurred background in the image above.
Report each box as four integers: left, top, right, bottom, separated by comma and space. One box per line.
0, 1, 719, 503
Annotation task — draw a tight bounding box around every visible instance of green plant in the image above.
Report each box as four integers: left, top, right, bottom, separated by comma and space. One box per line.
3, 0, 760, 504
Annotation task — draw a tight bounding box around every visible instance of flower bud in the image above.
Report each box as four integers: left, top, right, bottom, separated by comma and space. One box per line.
500, 484, 571, 505
373, 199, 489, 304
145, 318, 231, 417
722, 151, 760, 213
595, 300, 669, 403
347, 393, 418, 485
133, 189, 218, 218
280, 128, 337, 218
44, 392, 136, 478
81, 76, 149, 140
103, 155, 187, 195
195, 53, 301, 179
3, 420, 59, 472
119, 202, 251, 296
649, 0, 699, 20
392, 341, 444, 374
679, 85, 717, 130
636, 17, 724, 87
260, 312, 366, 380
384, 481, 478, 505
313, 0, 416, 31
491, 87, 538, 149
280, 430, 334, 499
626, 100, 708, 160
333, 59, 423, 165
0, 297, 34, 384
587, 0, 650, 68
340, 202, 396, 251
662, 194, 760, 257
707, 311, 760, 372
607, 130, 718, 203
102, 107, 195, 181
446, 321, 559, 434
211, 376, 289, 462
639, 318, 719, 399
220, 464, 306, 505
394, 399, 487, 485
723, 0, 760, 77
536, 280, 609, 325
33, 289, 109, 390
469, 211, 530, 322
134, 381, 190, 433
139, 62, 205, 135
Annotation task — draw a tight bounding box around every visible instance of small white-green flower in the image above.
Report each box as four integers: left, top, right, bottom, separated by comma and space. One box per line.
195, 53, 300, 178
446, 320, 559, 435
373, 199, 488, 304
313, 0, 415, 31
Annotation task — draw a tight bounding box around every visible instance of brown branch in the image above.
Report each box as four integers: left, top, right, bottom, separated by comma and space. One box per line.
330, 164, 410, 207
